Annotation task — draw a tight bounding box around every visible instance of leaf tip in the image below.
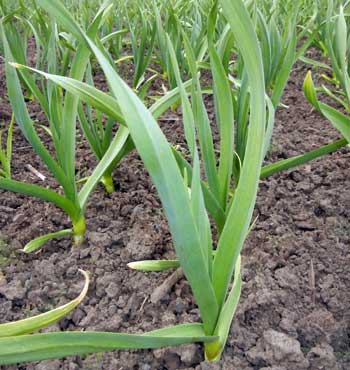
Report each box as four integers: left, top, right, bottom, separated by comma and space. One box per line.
9, 62, 23, 69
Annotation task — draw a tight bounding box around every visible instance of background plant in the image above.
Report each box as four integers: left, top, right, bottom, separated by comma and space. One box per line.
304, 0, 350, 144
0, 113, 14, 179
0, 1, 132, 249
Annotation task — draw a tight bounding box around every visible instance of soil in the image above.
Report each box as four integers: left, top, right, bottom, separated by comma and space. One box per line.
0, 46, 350, 370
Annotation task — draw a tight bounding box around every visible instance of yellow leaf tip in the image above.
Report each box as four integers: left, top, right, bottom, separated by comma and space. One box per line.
9, 62, 23, 69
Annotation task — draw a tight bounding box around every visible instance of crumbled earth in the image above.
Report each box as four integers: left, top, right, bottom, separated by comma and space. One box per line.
0, 49, 349, 370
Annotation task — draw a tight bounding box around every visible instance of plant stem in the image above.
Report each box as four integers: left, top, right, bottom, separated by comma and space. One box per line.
101, 174, 115, 194
72, 216, 86, 246
204, 340, 222, 362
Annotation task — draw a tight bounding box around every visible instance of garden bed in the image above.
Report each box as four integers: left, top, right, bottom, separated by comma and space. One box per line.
0, 54, 349, 370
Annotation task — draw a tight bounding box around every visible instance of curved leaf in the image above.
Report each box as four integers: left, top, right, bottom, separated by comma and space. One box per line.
0, 270, 89, 338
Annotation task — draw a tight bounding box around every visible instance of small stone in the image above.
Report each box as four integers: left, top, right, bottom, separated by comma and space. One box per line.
117, 296, 127, 308
0, 279, 26, 300
79, 247, 90, 258
79, 307, 98, 328
174, 297, 186, 313
279, 310, 298, 335
71, 308, 85, 325
153, 347, 168, 359
161, 311, 176, 326
200, 362, 223, 370
120, 205, 133, 216
105, 282, 120, 298
35, 359, 61, 370
247, 330, 309, 369
98, 316, 122, 331
108, 304, 118, 316
41, 323, 60, 334
263, 330, 308, 366
297, 309, 338, 346
307, 343, 339, 370
87, 231, 111, 248
174, 344, 201, 366
68, 363, 80, 370
290, 171, 303, 182
141, 364, 151, 370
295, 222, 316, 231
274, 267, 298, 289
153, 348, 181, 370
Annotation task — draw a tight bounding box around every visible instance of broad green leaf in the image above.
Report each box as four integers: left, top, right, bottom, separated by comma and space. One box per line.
16, 65, 225, 230
319, 102, 350, 143
166, 34, 212, 272
213, 0, 266, 309
0, 324, 217, 365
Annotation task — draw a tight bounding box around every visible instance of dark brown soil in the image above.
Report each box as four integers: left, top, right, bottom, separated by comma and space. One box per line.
0, 50, 349, 370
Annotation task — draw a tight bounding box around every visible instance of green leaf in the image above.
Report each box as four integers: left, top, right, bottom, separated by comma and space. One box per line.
23, 229, 73, 253
335, 6, 347, 71
303, 71, 321, 112
261, 138, 348, 178
208, 4, 234, 209
128, 259, 180, 272
85, 37, 219, 333
166, 34, 212, 273
318, 102, 350, 143
298, 56, 332, 71
205, 256, 241, 361
0, 324, 217, 365
0, 178, 79, 221
101, 29, 128, 44
213, 0, 266, 309
35, 0, 220, 334
78, 125, 129, 209
171, 147, 226, 232
1, 27, 72, 196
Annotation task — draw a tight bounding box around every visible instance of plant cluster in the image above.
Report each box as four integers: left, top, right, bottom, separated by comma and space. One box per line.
0, 0, 348, 365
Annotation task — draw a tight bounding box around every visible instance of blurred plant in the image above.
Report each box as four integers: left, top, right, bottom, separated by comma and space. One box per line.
0, 114, 14, 179
303, 0, 350, 144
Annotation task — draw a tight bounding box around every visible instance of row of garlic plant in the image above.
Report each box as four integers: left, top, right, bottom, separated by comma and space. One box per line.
0, 0, 204, 249
0, 0, 349, 365
304, 0, 350, 144
0, 0, 264, 362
